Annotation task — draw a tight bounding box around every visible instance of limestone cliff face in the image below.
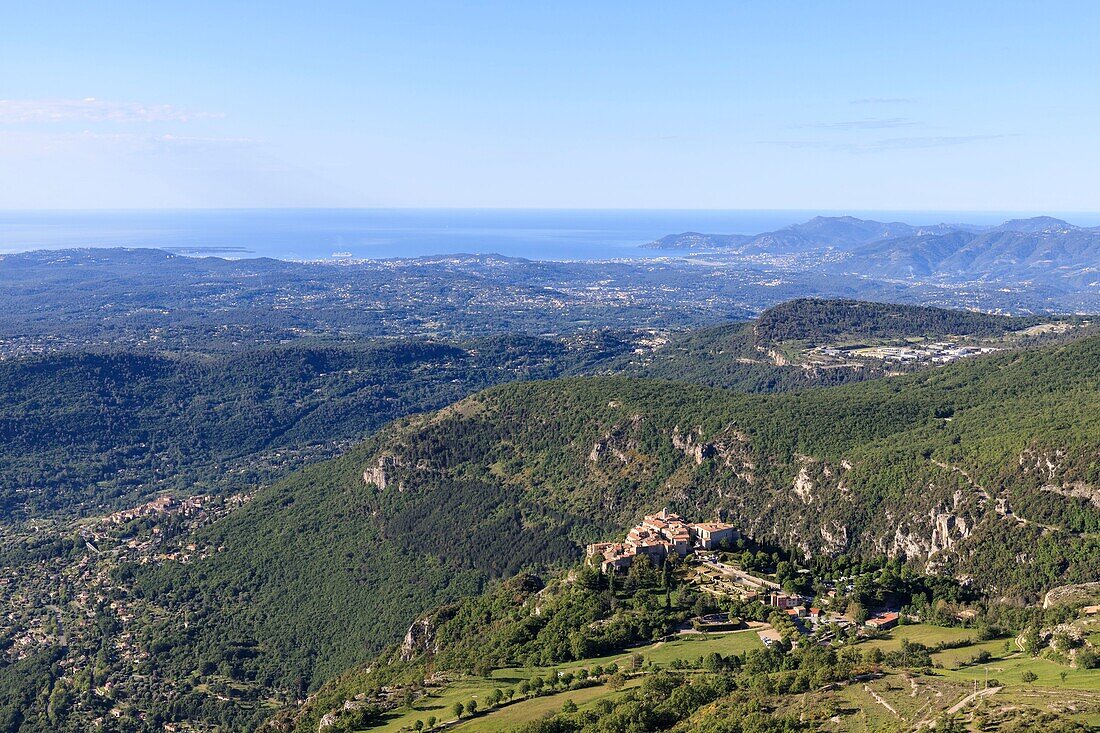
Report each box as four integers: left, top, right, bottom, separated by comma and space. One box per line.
1021, 446, 1100, 508
673, 422, 1010, 573
399, 605, 458, 661
589, 414, 646, 463
672, 425, 756, 484
671, 426, 715, 464
362, 454, 404, 490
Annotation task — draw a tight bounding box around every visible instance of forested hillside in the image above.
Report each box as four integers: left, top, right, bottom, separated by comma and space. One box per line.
751, 299, 1040, 343
118, 335, 1100, 728
4, 298, 1049, 517
624, 299, 1059, 390
0, 333, 634, 517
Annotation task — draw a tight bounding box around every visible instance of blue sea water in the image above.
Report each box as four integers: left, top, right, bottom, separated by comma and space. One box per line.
2, 209, 1099, 262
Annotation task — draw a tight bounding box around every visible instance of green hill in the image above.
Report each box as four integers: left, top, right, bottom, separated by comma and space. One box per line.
0, 299, 1061, 517
126, 334, 1100, 727
622, 298, 1058, 391
0, 333, 634, 517
751, 298, 1041, 343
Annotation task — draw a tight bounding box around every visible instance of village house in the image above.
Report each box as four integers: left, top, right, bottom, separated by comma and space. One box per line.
766, 591, 802, 610
865, 611, 900, 631
586, 509, 739, 573
691, 522, 739, 550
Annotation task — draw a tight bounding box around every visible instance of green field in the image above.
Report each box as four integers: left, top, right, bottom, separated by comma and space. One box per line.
858, 623, 977, 652
359, 623, 1100, 733
456, 679, 642, 732
939, 652, 1100, 691
356, 629, 764, 732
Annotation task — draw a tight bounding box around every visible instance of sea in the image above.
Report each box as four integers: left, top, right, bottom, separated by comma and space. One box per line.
2, 209, 1099, 262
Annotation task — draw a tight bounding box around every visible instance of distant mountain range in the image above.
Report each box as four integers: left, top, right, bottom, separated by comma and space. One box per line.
646, 215, 1100, 284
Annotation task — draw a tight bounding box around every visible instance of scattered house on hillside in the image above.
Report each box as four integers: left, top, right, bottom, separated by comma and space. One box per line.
808, 607, 822, 625
865, 612, 899, 631
586, 508, 739, 573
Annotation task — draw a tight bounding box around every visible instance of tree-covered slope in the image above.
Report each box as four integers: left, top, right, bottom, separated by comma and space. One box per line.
623, 298, 1053, 390
130, 335, 1100, 718
751, 298, 1041, 343
3, 298, 1048, 518
0, 333, 634, 517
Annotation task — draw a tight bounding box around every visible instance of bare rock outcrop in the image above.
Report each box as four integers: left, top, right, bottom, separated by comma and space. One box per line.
589, 415, 645, 463
399, 605, 458, 661
363, 453, 405, 490
671, 426, 715, 464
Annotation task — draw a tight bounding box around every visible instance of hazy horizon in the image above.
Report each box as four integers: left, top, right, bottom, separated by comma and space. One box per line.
5, 207, 1100, 262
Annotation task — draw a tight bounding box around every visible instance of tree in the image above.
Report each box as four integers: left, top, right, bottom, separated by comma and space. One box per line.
1052, 630, 1078, 652
465, 700, 478, 716
427, 716, 437, 729
1060, 670, 1068, 685
577, 566, 601, 590
562, 699, 578, 714
518, 680, 531, 697
452, 702, 464, 720
414, 721, 424, 732
1021, 670, 1038, 685
46, 682, 73, 724
626, 553, 658, 590
488, 688, 503, 707
607, 672, 626, 690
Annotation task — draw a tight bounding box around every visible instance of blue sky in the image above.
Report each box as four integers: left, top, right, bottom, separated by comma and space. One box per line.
2, 1, 1098, 210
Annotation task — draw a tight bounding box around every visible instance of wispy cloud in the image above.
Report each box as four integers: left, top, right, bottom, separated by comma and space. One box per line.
0, 98, 223, 123
0, 129, 256, 155
870, 134, 1018, 150
849, 97, 915, 105
76, 131, 255, 147
798, 117, 918, 130
762, 133, 1018, 154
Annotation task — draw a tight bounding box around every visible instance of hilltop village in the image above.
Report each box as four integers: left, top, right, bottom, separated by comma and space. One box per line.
585, 509, 738, 573
587, 510, 907, 644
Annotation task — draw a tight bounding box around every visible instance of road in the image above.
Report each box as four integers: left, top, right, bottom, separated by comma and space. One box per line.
946, 686, 1001, 715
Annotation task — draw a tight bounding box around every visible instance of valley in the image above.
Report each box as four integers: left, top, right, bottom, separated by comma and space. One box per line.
0, 295, 1098, 732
